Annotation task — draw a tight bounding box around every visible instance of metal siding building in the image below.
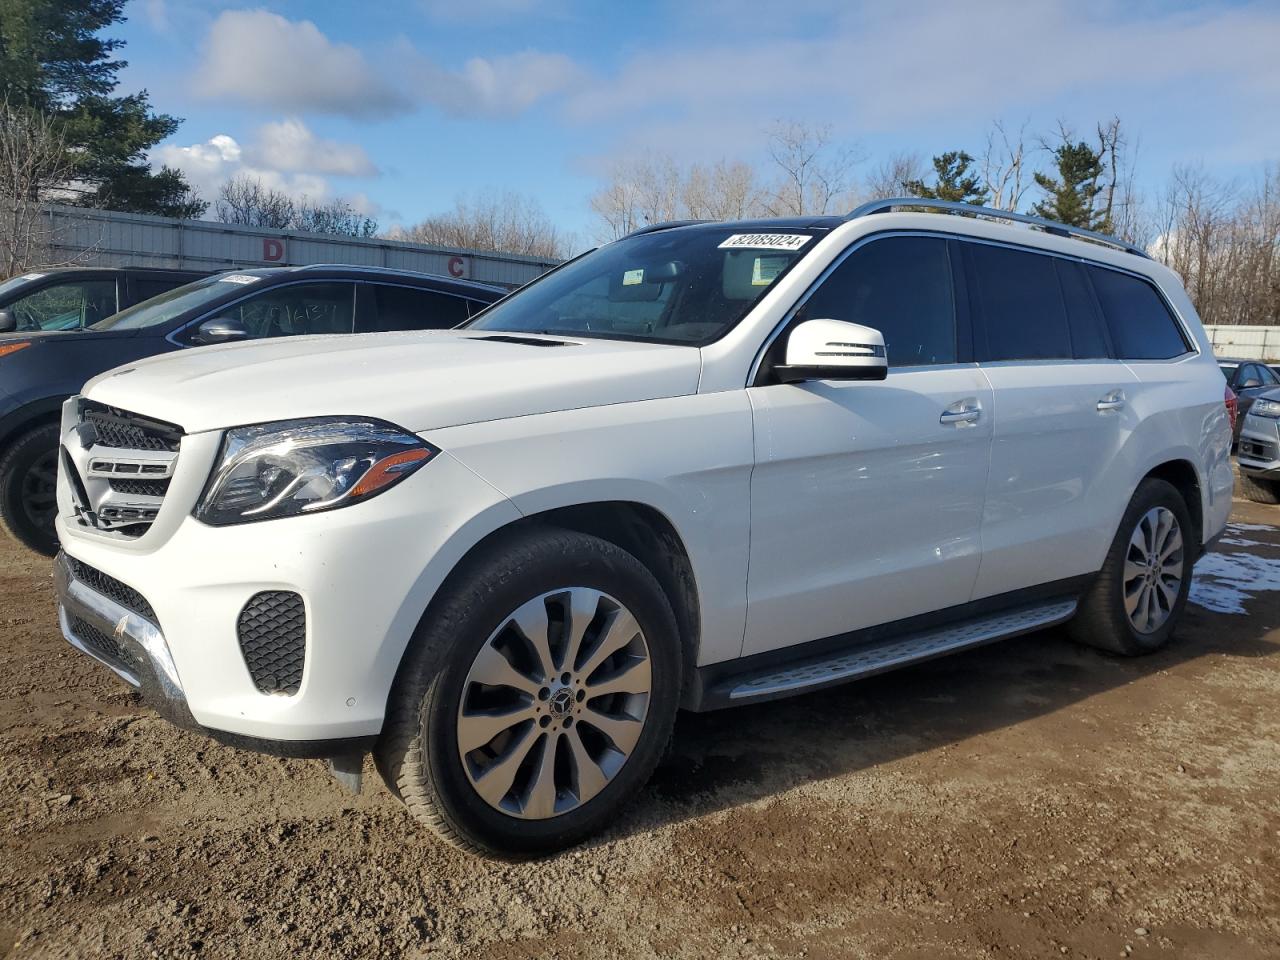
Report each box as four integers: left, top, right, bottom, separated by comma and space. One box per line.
39, 204, 559, 289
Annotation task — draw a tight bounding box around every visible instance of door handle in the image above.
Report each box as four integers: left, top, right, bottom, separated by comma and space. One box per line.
1097, 389, 1126, 412
940, 398, 982, 426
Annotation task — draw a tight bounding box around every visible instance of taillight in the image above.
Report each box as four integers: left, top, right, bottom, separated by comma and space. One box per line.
1225, 385, 1238, 432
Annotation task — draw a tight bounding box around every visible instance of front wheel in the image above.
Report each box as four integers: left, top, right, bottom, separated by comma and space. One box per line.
376, 528, 682, 859
0, 422, 62, 557
1069, 478, 1194, 656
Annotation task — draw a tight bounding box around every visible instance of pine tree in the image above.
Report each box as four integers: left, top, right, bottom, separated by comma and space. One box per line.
902, 151, 988, 205
1031, 141, 1108, 231
0, 0, 205, 217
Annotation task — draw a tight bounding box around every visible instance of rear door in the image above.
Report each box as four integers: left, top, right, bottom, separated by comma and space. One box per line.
744, 234, 994, 656
964, 241, 1140, 599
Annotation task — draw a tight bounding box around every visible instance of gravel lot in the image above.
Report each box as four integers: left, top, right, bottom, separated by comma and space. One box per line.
2, 493, 1279, 959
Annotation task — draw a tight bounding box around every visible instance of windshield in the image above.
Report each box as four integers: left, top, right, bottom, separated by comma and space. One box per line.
93, 272, 273, 331
466, 227, 821, 344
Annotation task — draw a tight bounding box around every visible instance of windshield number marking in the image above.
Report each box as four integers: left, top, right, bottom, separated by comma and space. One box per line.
719, 234, 811, 252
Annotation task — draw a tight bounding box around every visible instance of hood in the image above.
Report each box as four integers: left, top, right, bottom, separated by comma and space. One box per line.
0, 328, 138, 343
82, 331, 703, 434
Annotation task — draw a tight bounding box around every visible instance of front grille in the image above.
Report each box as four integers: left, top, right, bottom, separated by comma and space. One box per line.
109, 478, 170, 497
82, 401, 182, 452
71, 616, 138, 672
67, 557, 157, 623
237, 592, 306, 696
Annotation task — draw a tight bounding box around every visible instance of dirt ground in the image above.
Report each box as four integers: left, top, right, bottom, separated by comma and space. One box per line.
2, 495, 1278, 960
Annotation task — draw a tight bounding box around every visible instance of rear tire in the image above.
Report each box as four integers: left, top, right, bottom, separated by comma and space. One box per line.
1239, 472, 1280, 505
1069, 478, 1194, 656
375, 527, 682, 859
0, 422, 62, 557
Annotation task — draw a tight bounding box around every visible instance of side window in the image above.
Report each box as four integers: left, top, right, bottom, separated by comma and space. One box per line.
368, 285, 472, 332
132, 276, 188, 303
798, 236, 956, 367
1259, 364, 1280, 387
1238, 363, 1263, 388
9, 279, 118, 330
967, 243, 1071, 361
227, 282, 355, 338
1055, 260, 1111, 359
1087, 266, 1190, 360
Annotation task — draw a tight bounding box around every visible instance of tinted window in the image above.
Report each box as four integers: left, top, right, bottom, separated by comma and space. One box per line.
798, 236, 956, 366
1056, 260, 1111, 359
133, 276, 191, 303
224, 282, 355, 338
1259, 364, 1280, 386
1238, 363, 1265, 388
1088, 266, 1189, 360
8, 279, 117, 331
369, 285, 472, 332
968, 243, 1070, 361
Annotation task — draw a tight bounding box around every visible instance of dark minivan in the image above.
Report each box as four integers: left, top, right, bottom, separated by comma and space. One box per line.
0, 266, 208, 334
0, 264, 505, 555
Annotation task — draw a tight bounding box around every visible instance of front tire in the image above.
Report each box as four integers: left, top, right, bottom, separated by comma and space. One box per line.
376, 527, 682, 859
1239, 472, 1280, 505
0, 422, 62, 557
1069, 478, 1194, 656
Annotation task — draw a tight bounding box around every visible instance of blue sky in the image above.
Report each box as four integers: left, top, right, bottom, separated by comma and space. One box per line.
121, 0, 1280, 245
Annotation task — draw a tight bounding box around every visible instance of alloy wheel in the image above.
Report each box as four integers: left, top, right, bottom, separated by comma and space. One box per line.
1123, 506, 1184, 634
456, 588, 652, 819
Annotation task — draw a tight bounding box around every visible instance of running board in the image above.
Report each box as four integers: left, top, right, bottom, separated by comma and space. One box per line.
710, 598, 1078, 707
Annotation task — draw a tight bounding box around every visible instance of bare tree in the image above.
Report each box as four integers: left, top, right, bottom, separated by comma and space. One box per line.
589, 153, 754, 242
214, 175, 376, 237
980, 119, 1030, 212
763, 120, 861, 216
861, 151, 926, 201
0, 100, 75, 277
214, 175, 296, 229
401, 192, 568, 259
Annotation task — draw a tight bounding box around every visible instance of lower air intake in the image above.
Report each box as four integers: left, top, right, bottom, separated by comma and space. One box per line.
237, 591, 306, 695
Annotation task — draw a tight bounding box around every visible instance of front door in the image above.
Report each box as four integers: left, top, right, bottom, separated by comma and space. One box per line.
743, 234, 993, 657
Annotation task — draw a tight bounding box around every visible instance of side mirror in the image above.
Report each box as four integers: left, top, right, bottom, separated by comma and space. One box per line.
775, 319, 888, 384
192, 317, 250, 345
0, 309, 14, 334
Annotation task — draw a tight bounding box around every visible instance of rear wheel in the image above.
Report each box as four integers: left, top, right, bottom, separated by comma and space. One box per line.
0, 422, 62, 557
1239, 472, 1280, 505
376, 528, 682, 859
1069, 478, 1194, 656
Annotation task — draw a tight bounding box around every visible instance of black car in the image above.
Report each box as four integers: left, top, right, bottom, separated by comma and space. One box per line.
1219, 358, 1280, 441
0, 266, 209, 334
0, 264, 504, 554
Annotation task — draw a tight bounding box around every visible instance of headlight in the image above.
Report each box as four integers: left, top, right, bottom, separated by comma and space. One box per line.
195, 417, 435, 525
1251, 398, 1280, 419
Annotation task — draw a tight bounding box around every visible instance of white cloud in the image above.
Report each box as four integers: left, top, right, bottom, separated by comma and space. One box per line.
151, 119, 377, 212
408, 47, 582, 116
246, 118, 376, 176
192, 10, 410, 118
191, 10, 576, 119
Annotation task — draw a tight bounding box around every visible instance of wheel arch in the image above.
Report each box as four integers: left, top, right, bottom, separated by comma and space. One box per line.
1142, 457, 1204, 553
389, 498, 704, 719
0, 395, 67, 450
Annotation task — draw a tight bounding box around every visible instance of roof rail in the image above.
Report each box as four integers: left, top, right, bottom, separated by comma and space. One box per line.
621, 219, 713, 239
847, 197, 1149, 259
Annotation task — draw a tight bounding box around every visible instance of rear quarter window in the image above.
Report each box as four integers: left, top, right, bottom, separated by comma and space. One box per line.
1087, 266, 1190, 360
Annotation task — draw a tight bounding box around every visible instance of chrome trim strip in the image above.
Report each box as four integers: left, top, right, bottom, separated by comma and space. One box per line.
54, 553, 185, 703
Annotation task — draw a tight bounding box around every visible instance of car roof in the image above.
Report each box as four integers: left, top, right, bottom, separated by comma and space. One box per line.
257, 263, 506, 298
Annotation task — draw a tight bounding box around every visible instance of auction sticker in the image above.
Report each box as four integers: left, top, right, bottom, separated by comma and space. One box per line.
719, 233, 811, 251
19, 273, 46, 281
219, 274, 260, 285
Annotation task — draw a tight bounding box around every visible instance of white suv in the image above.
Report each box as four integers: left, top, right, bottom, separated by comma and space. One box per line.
54, 200, 1234, 858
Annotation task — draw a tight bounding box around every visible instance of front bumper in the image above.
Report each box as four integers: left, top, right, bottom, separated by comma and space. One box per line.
1237, 412, 1280, 478
54, 551, 376, 758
